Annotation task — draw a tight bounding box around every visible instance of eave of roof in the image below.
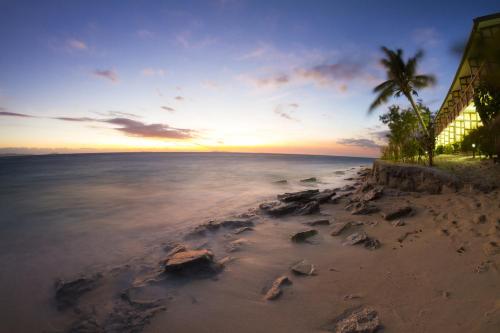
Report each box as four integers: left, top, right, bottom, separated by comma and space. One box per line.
436, 12, 500, 118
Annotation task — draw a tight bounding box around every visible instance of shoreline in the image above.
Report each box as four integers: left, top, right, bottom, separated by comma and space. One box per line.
18, 164, 500, 332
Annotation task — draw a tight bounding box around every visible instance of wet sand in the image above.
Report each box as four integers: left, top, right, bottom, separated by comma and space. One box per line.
47, 166, 500, 332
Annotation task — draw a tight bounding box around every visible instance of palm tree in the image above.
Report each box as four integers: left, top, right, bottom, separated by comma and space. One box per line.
369, 47, 436, 137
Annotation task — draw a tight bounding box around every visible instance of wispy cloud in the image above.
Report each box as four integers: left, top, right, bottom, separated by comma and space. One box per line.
66, 38, 87, 51
337, 138, 381, 149
174, 95, 184, 101
53, 116, 95, 122
161, 106, 176, 112
93, 69, 119, 82
96, 110, 141, 118
249, 60, 375, 91
103, 118, 195, 139
141, 68, 166, 77
0, 110, 34, 118
54, 115, 195, 140
274, 104, 299, 121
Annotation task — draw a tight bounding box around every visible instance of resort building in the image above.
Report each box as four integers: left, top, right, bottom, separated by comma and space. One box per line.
435, 13, 500, 146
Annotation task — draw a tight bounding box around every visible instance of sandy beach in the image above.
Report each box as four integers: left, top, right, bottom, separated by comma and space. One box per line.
47, 164, 500, 333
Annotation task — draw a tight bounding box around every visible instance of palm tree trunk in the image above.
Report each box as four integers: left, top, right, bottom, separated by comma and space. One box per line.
405, 93, 429, 137
405, 93, 435, 166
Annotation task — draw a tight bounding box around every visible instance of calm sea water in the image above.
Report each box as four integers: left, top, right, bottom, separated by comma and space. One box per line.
0, 152, 372, 330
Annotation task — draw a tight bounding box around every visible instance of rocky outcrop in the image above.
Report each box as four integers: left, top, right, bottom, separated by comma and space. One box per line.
324, 306, 380, 333
277, 189, 319, 202
55, 274, 102, 310
291, 229, 318, 242
372, 160, 461, 194
164, 249, 221, 273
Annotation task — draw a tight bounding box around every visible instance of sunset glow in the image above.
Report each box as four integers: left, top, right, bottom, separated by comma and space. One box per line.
1, 1, 498, 157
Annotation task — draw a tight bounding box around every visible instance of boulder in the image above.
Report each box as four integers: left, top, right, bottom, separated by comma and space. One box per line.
383, 206, 413, 221
311, 190, 336, 203
291, 260, 315, 275
300, 177, 317, 183
304, 219, 330, 226
164, 249, 216, 272
331, 222, 351, 236
295, 200, 320, 215
55, 274, 102, 310
291, 229, 318, 242
260, 201, 302, 217
330, 192, 352, 204
264, 276, 292, 300
324, 306, 380, 333
344, 232, 368, 245
277, 189, 319, 203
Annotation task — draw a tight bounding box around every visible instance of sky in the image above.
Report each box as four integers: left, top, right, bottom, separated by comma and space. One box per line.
0, 0, 499, 157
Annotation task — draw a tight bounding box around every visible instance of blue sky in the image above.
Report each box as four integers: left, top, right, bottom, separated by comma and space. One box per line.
1, 0, 499, 156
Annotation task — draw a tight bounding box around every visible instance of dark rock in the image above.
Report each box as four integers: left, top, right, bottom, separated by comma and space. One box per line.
219, 220, 255, 229
344, 232, 368, 245
311, 190, 336, 203
291, 260, 315, 275
55, 274, 101, 310
184, 219, 254, 239
383, 206, 413, 221
273, 179, 288, 184
363, 237, 381, 250
164, 249, 216, 272
352, 183, 384, 202
304, 219, 330, 226
260, 201, 302, 217
277, 189, 319, 203
340, 185, 356, 192
330, 192, 352, 204
264, 276, 292, 300
295, 200, 320, 215
324, 306, 380, 333
291, 229, 318, 242
331, 222, 351, 236
300, 177, 317, 183
350, 202, 380, 215
233, 226, 254, 234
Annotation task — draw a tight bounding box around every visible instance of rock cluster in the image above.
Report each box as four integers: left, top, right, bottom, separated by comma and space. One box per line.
260, 189, 334, 217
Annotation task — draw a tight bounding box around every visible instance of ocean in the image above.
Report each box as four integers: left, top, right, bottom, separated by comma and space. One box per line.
0, 152, 372, 331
